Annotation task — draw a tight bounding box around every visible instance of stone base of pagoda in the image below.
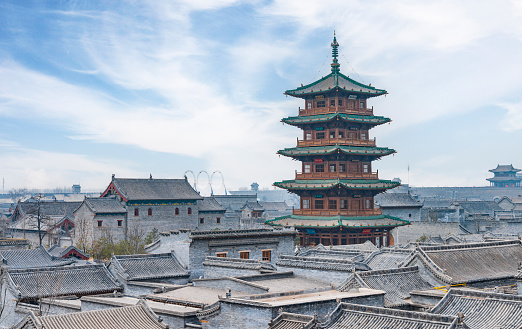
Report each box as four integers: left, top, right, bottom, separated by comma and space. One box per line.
265, 214, 409, 247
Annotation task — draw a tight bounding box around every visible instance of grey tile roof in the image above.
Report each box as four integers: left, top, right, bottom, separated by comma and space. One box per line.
269, 312, 315, 329
83, 196, 126, 214
364, 248, 413, 270
7, 264, 122, 300
111, 178, 203, 201
403, 240, 522, 284
17, 200, 82, 217
109, 252, 189, 281
198, 197, 226, 212
489, 164, 520, 173
212, 194, 258, 213
323, 303, 459, 329
337, 266, 432, 307
431, 288, 522, 329
285, 72, 386, 97
452, 201, 502, 215
0, 246, 74, 269
13, 300, 168, 329
47, 245, 89, 260
203, 256, 276, 271
276, 255, 370, 271
375, 192, 423, 208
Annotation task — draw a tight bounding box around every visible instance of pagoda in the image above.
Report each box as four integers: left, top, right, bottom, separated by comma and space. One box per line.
266, 35, 409, 247
487, 164, 522, 187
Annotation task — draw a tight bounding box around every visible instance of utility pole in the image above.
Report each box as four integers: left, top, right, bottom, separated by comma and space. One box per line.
35, 194, 44, 246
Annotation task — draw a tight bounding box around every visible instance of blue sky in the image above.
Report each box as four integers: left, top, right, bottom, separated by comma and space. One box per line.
1, 0, 522, 193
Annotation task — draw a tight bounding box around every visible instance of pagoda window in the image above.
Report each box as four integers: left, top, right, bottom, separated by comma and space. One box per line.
175, 208, 179, 215
363, 164, 369, 173
217, 217, 221, 224
188, 207, 192, 215
338, 131, 344, 138
134, 208, 139, 216
97, 220, 103, 227
307, 101, 312, 109
302, 199, 310, 209
329, 131, 335, 139
338, 99, 343, 106
117, 220, 123, 227
304, 164, 311, 173
315, 164, 324, 172
317, 100, 326, 108
361, 132, 367, 140
316, 132, 325, 139
329, 199, 337, 209
360, 101, 365, 109
305, 132, 312, 140
340, 199, 348, 209
148, 208, 152, 216
330, 99, 335, 107
200, 217, 204, 224
329, 164, 336, 172
315, 199, 324, 209
339, 163, 346, 172
365, 199, 372, 209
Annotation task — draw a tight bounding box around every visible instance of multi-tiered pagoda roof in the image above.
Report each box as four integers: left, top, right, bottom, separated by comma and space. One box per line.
266, 35, 409, 246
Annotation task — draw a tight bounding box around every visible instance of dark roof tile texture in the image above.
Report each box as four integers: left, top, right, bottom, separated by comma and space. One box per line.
324, 303, 458, 329
110, 253, 189, 281
431, 288, 522, 329
338, 266, 431, 307
364, 248, 413, 270
0, 246, 73, 269
14, 302, 168, 329
84, 197, 126, 214
418, 240, 522, 283
112, 178, 202, 201
375, 192, 422, 208
198, 197, 226, 212
8, 264, 122, 299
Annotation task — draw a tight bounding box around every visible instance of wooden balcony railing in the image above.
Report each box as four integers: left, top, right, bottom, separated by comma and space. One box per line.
295, 171, 378, 180
298, 106, 374, 116
297, 138, 376, 147
292, 209, 382, 217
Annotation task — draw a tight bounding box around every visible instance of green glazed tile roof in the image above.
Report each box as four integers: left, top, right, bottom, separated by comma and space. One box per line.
277, 145, 395, 158
285, 72, 387, 98
282, 113, 391, 126
266, 214, 409, 228
273, 179, 400, 190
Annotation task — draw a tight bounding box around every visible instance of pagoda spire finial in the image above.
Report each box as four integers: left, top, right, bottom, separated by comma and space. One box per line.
331, 32, 340, 76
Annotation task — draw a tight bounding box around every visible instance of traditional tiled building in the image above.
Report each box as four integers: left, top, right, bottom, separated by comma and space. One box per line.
268, 303, 462, 329
487, 164, 522, 187
336, 266, 431, 308
108, 252, 190, 294
266, 36, 409, 246
402, 240, 522, 288
0, 264, 122, 327
0, 245, 74, 269
99, 175, 203, 234
431, 288, 522, 329
12, 301, 168, 329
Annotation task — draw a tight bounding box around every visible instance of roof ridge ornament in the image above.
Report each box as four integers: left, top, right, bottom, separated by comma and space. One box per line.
331, 32, 340, 77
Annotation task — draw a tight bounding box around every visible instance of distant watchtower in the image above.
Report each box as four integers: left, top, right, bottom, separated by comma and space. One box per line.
487, 164, 521, 187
